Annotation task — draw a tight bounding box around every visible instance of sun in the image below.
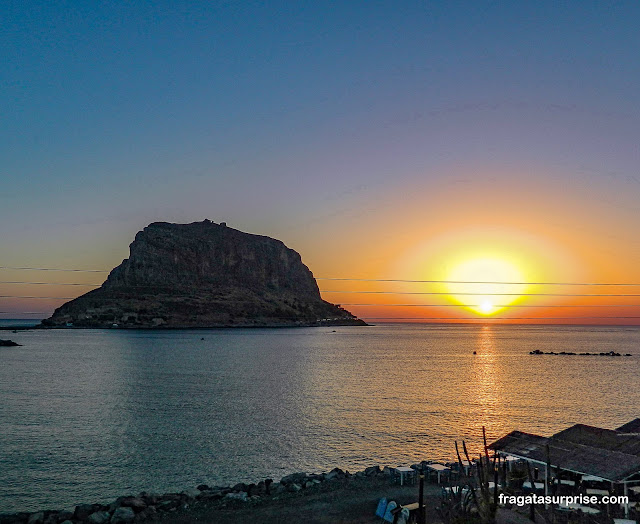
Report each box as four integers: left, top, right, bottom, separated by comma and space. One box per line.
479, 300, 493, 314
446, 257, 528, 316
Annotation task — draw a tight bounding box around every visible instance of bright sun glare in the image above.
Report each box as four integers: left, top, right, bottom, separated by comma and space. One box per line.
446, 257, 527, 316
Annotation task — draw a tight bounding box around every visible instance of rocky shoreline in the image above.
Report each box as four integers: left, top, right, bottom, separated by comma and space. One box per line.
0, 462, 440, 524
36, 319, 366, 329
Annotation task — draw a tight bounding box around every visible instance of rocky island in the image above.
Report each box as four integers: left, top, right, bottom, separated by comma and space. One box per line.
41, 221, 365, 328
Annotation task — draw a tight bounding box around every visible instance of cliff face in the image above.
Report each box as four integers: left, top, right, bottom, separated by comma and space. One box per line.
42, 221, 365, 328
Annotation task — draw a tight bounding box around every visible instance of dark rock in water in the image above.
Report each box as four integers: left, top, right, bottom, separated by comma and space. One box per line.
110, 507, 135, 523
280, 472, 308, 485
225, 491, 248, 501
232, 482, 248, 493
182, 488, 201, 499
120, 497, 146, 511
0, 513, 30, 523
531, 349, 632, 357
56, 511, 74, 522
199, 490, 223, 501
27, 513, 44, 524
107, 497, 125, 512
42, 514, 58, 524
86, 511, 110, 524
40, 220, 366, 328
74, 504, 98, 521
157, 500, 179, 511
364, 465, 381, 476
0, 339, 20, 346
324, 467, 345, 481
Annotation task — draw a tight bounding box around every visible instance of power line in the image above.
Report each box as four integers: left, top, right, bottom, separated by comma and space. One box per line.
0, 312, 45, 315
6, 293, 640, 303
6, 284, 640, 297
3, 266, 640, 287
355, 316, 640, 321
0, 295, 76, 300
339, 303, 640, 307
0, 281, 101, 286
0, 266, 108, 273
353, 315, 640, 320
322, 291, 640, 297
339, 304, 640, 307
316, 277, 640, 286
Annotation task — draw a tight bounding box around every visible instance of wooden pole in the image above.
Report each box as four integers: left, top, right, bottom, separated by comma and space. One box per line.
418, 465, 425, 524
526, 461, 536, 522
545, 444, 551, 509
624, 481, 629, 518
494, 458, 499, 508
483, 426, 491, 464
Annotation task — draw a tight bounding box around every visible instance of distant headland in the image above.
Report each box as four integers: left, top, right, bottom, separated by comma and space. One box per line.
41, 220, 366, 328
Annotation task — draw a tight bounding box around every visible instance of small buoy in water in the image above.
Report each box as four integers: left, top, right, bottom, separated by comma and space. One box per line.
201, 337, 205, 341
473, 351, 477, 355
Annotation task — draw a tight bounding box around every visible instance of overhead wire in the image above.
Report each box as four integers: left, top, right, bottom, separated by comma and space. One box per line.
316, 277, 640, 286
0, 266, 108, 273
321, 290, 640, 297
0, 281, 101, 286
340, 316, 640, 322
4, 267, 640, 320
3, 266, 640, 286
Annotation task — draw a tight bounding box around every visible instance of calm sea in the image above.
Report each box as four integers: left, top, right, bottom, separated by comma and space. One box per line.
1, 323, 638, 513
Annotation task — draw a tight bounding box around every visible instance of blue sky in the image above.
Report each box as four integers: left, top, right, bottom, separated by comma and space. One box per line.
3, 1, 640, 319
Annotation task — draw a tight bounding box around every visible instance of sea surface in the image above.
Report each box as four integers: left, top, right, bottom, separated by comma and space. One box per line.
1, 323, 639, 513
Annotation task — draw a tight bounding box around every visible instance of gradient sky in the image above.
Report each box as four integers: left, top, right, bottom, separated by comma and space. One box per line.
3, 1, 640, 322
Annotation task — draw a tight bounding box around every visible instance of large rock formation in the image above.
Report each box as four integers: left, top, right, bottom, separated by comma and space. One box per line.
41, 221, 365, 328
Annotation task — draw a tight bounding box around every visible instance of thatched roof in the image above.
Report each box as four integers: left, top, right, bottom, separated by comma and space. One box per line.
488, 420, 640, 483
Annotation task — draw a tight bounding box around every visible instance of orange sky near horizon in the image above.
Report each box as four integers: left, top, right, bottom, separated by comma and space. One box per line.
4, 166, 640, 325
303, 169, 640, 325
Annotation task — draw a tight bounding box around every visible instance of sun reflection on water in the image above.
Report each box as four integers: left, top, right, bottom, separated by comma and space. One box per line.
470, 326, 509, 438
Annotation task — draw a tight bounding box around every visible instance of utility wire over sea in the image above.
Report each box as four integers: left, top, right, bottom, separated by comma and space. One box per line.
4, 266, 640, 322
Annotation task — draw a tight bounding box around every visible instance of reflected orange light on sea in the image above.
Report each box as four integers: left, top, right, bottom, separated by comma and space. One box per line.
472, 327, 503, 417
459, 326, 511, 449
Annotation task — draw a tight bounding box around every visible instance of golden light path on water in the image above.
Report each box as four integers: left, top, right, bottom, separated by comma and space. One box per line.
473, 326, 504, 421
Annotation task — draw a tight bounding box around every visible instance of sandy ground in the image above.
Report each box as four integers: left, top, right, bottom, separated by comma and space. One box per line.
156, 477, 445, 523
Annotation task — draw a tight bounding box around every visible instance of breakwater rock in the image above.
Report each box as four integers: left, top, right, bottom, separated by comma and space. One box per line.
529, 349, 632, 356
0, 463, 442, 523
41, 220, 365, 328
